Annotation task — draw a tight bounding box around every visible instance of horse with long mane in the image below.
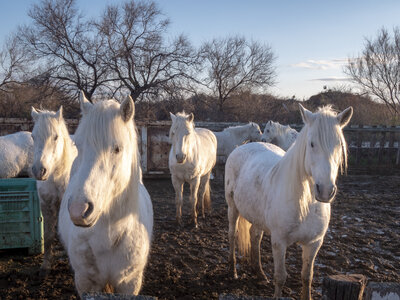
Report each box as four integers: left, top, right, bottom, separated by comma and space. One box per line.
214, 122, 262, 156
225, 105, 352, 299
58, 94, 153, 296
169, 111, 217, 227
0, 131, 33, 178
261, 120, 298, 151
31, 106, 77, 277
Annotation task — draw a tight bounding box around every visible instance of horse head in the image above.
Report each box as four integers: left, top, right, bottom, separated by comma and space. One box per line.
66, 93, 138, 227
299, 104, 352, 203
169, 111, 195, 164
31, 106, 69, 181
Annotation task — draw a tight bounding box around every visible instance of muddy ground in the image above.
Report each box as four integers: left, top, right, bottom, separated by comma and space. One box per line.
0, 174, 399, 299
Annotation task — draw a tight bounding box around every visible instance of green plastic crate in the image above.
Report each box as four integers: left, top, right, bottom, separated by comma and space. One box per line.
0, 178, 44, 255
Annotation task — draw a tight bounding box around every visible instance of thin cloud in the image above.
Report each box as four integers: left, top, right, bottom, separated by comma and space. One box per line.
309, 77, 352, 82
292, 58, 349, 70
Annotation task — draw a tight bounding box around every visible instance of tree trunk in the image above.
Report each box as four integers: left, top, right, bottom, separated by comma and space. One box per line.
322, 274, 367, 300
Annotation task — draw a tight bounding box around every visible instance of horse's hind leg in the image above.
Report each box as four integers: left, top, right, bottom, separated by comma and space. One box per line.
227, 202, 239, 279
250, 225, 268, 282
198, 172, 211, 218
171, 175, 184, 225
300, 239, 323, 300
189, 176, 201, 227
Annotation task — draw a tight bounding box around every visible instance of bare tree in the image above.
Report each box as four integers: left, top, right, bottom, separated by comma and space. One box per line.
96, 0, 198, 102
345, 27, 400, 114
0, 34, 32, 92
19, 0, 109, 101
200, 36, 276, 111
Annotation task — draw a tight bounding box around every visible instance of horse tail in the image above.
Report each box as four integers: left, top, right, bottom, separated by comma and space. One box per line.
237, 215, 251, 257
203, 178, 212, 213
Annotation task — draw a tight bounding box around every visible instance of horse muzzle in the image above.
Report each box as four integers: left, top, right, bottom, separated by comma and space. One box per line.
32, 165, 48, 181
175, 153, 187, 164
68, 198, 96, 227
315, 183, 337, 203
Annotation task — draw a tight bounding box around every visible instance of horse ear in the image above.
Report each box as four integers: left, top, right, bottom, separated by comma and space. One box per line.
79, 91, 92, 115
187, 113, 194, 123
55, 106, 63, 120
169, 112, 176, 122
120, 96, 135, 122
337, 106, 353, 128
299, 104, 315, 125
31, 107, 39, 121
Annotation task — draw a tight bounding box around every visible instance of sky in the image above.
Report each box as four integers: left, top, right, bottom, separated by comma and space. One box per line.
0, 0, 399, 99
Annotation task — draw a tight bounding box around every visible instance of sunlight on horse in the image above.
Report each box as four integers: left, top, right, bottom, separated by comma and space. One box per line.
169, 111, 217, 228
58, 93, 153, 296
261, 121, 298, 151
225, 104, 353, 300
31, 106, 77, 277
214, 122, 262, 157
0, 131, 33, 178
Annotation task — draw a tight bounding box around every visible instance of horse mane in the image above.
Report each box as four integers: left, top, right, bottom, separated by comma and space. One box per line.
74, 100, 141, 213
269, 106, 348, 219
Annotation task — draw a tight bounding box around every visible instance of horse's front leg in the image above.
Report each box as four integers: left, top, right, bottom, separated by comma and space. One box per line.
171, 175, 184, 225
189, 177, 200, 227
300, 239, 323, 300
39, 195, 58, 278
271, 236, 288, 298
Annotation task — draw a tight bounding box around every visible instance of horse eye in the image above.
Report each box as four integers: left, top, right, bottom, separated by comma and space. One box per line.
113, 146, 121, 154
54, 135, 58, 141
311, 142, 314, 148
267, 130, 270, 133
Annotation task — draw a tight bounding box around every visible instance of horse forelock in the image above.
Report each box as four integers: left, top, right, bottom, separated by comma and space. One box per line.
34, 110, 69, 140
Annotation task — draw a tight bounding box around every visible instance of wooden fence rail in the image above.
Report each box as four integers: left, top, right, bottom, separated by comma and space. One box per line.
1, 119, 399, 176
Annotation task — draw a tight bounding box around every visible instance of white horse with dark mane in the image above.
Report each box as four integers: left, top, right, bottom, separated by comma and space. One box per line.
31, 106, 77, 277
58, 95, 153, 296
261, 120, 298, 151
225, 105, 352, 299
214, 122, 262, 156
169, 111, 217, 227
0, 131, 33, 178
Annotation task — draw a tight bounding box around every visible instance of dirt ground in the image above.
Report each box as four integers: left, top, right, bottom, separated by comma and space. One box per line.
0, 174, 399, 299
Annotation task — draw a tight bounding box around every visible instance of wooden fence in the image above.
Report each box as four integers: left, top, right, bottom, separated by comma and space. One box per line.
1, 118, 399, 176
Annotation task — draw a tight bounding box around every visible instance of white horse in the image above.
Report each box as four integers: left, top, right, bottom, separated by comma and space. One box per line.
214, 122, 262, 157
261, 121, 298, 151
58, 94, 153, 296
225, 105, 353, 299
0, 131, 33, 178
31, 106, 77, 277
169, 111, 217, 227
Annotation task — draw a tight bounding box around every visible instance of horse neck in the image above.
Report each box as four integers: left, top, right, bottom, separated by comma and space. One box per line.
51, 135, 76, 189
229, 125, 250, 140
270, 127, 313, 218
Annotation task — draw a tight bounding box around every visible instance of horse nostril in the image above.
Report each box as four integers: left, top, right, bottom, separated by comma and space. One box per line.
82, 202, 94, 219
40, 167, 47, 177
329, 186, 337, 198
261, 139, 266, 142
316, 184, 321, 194
182, 154, 186, 160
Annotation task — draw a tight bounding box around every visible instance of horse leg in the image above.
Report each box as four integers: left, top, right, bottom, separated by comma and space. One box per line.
39, 196, 57, 278
189, 177, 201, 227
300, 239, 323, 300
250, 225, 268, 282
115, 272, 143, 295
227, 203, 239, 279
74, 272, 104, 296
171, 175, 184, 225
271, 236, 288, 298
198, 172, 211, 218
